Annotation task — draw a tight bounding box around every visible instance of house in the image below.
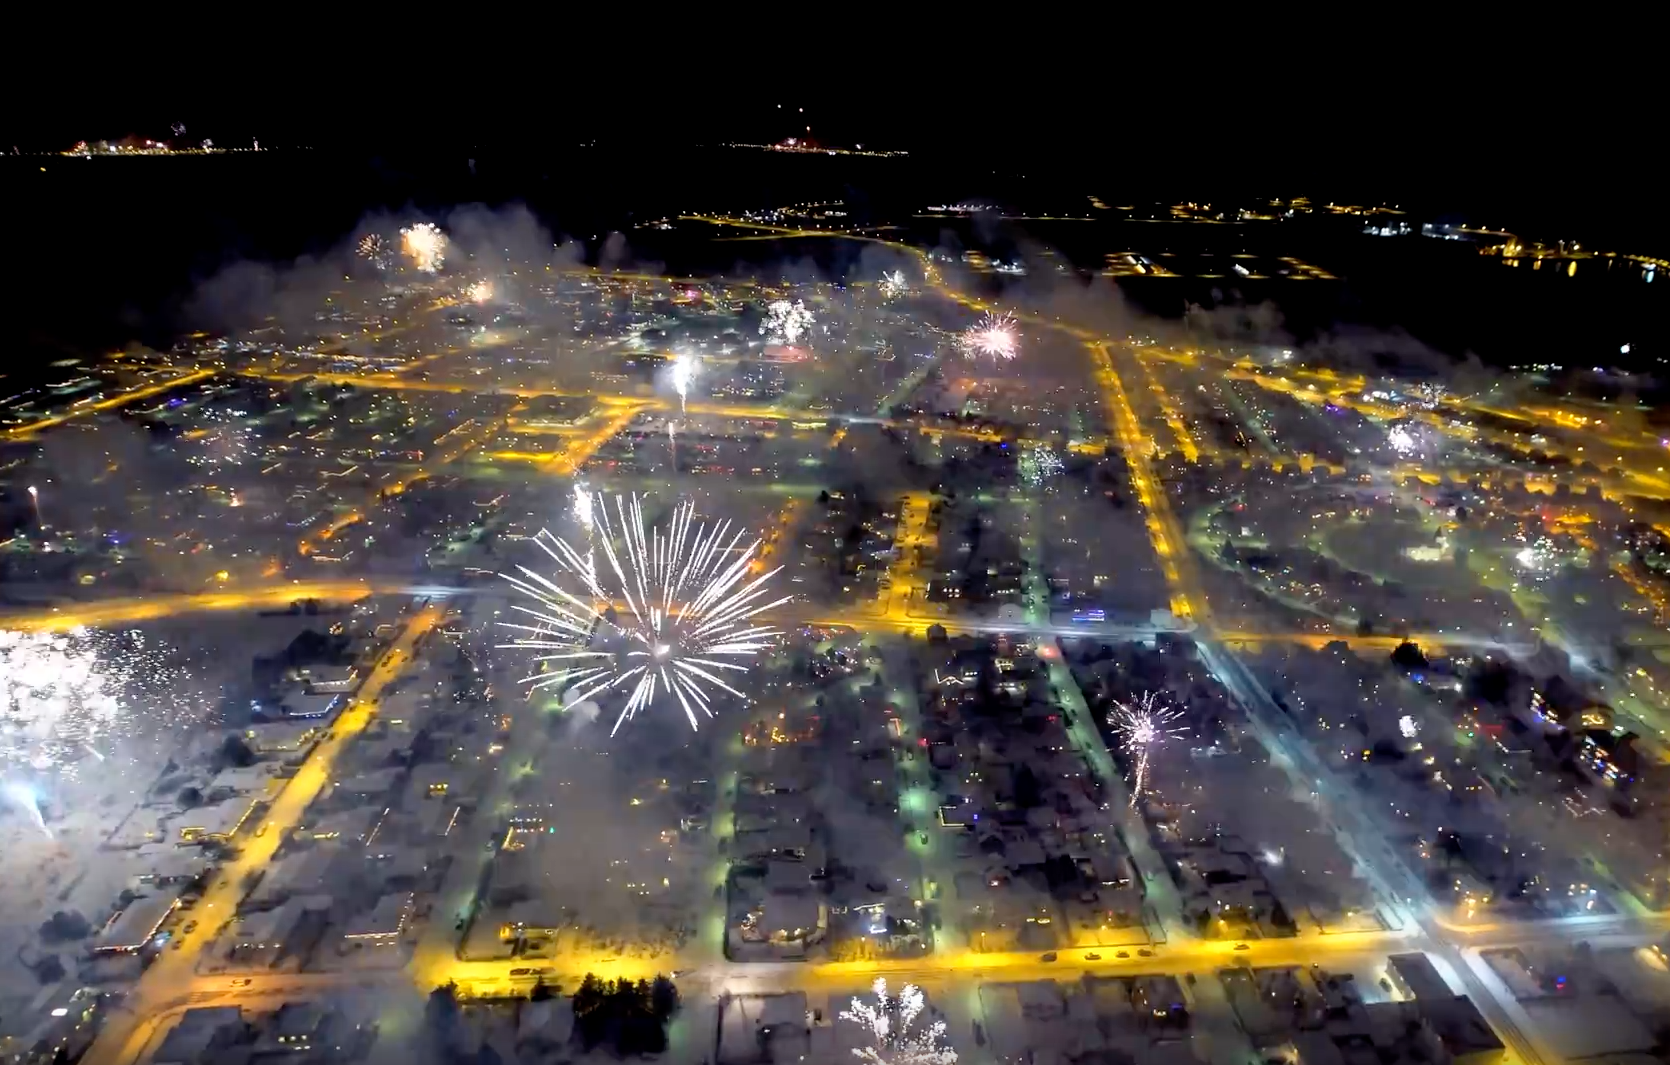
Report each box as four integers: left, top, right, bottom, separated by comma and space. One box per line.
343, 892, 413, 945
151, 1006, 245, 1065
178, 796, 259, 843
94, 894, 179, 953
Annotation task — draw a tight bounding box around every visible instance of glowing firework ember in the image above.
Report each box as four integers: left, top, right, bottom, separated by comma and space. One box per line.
840, 979, 958, 1065
498, 494, 792, 735
961, 312, 1019, 360
467, 279, 494, 304
879, 270, 908, 301
761, 299, 815, 344
400, 222, 446, 273
1109, 690, 1189, 807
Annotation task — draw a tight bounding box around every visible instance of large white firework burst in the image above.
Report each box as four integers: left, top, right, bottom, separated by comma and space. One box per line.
961, 311, 1019, 360
1, 628, 192, 778
400, 222, 447, 273
840, 979, 957, 1065
1109, 690, 1190, 807
498, 494, 792, 736
761, 299, 815, 344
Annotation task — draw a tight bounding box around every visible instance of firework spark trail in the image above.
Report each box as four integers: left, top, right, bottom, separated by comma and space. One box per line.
572, 482, 594, 533
670, 353, 698, 411
2, 780, 51, 839
1108, 690, 1190, 807
400, 223, 446, 273
879, 270, 907, 301
840, 978, 958, 1065
761, 299, 815, 344
498, 494, 792, 736
961, 311, 1019, 360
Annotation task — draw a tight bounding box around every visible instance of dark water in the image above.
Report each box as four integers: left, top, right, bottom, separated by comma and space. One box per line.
3, 147, 1666, 383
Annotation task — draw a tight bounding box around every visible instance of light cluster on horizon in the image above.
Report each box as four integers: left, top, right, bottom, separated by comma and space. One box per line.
497, 494, 792, 736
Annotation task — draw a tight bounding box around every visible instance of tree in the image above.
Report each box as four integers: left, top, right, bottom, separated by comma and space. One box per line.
529, 978, 554, 1002
650, 974, 680, 1019
217, 734, 256, 769
1013, 764, 1043, 809
177, 786, 204, 808
1390, 641, 1428, 671
39, 911, 90, 943
424, 982, 462, 1052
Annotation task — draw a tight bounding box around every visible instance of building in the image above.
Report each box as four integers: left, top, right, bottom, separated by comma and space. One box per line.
151, 1006, 245, 1065
178, 796, 259, 843
343, 892, 413, 945
208, 762, 280, 795
93, 893, 179, 954
229, 895, 330, 967
258, 1002, 332, 1054
243, 721, 319, 754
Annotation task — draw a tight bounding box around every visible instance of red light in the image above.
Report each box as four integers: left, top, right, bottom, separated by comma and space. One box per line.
918, 738, 928, 747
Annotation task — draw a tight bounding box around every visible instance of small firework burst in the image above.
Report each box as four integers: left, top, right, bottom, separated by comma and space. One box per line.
879, 270, 908, 301
761, 299, 814, 344
1109, 690, 1190, 806
961, 311, 1019, 360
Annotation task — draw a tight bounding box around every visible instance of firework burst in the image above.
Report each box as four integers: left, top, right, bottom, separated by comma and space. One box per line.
879, 270, 908, 301
467, 279, 494, 304
2, 628, 197, 780
1022, 446, 1064, 487
498, 495, 792, 736
400, 222, 447, 273
840, 979, 957, 1065
356, 233, 387, 264
1109, 690, 1189, 807
961, 311, 1019, 360
761, 299, 815, 344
